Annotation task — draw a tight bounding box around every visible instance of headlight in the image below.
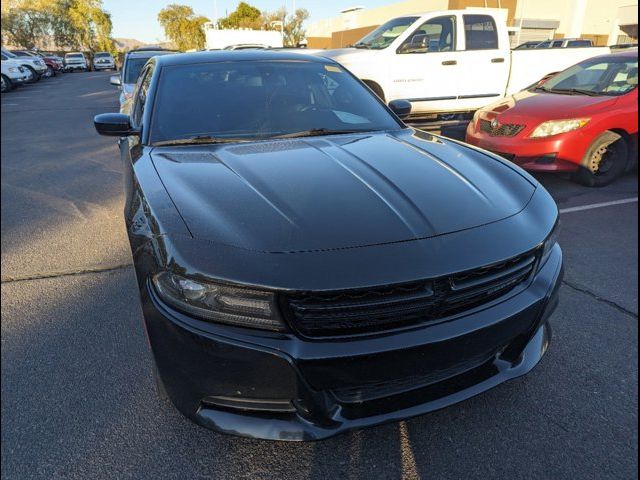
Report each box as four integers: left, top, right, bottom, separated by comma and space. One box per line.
539, 220, 560, 269
530, 118, 589, 138
152, 271, 286, 331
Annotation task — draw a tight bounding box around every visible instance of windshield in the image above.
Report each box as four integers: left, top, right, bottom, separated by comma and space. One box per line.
66, 54, 84, 59
354, 16, 418, 49
94, 52, 111, 58
124, 57, 151, 84
150, 61, 402, 144
539, 55, 638, 96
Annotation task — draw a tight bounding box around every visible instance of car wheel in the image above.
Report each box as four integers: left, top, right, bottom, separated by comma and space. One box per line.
44, 65, 54, 78
572, 131, 628, 187
152, 364, 170, 404
25, 66, 39, 83
1, 74, 12, 93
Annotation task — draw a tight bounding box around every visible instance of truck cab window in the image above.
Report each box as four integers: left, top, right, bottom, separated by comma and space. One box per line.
398, 16, 456, 54
463, 15, 498, 50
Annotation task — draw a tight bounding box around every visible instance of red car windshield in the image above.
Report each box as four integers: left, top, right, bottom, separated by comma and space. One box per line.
539, 55, 638, 96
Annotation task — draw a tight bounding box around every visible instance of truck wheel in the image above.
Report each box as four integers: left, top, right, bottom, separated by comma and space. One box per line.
25, 66, 40, 83
1, 74, 12, 93
572, 131, 628, 187
363, 80, 385, 101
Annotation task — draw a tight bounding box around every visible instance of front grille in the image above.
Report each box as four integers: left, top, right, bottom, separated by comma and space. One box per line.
331, 352, 493, 403
480, 119, 525, 137
282, 250, 538, 337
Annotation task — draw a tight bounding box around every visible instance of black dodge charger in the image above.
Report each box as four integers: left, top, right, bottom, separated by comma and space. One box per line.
95, 51, 563, 441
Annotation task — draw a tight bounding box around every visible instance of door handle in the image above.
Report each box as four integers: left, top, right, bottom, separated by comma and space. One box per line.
491, 57, 505, 63
441, 60, 457, 66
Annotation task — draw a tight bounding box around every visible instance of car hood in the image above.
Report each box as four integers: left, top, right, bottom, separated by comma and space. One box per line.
151, 130, 535, 253
314, 48, 379, 65
483, 90, 620, 122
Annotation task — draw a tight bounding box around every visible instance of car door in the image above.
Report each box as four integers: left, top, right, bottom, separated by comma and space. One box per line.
121, 64, 153, 215
455, 14, 510, 109
388, 14, 462, 113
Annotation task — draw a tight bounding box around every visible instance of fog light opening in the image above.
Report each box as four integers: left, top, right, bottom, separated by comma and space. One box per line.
201, 396, 296, 413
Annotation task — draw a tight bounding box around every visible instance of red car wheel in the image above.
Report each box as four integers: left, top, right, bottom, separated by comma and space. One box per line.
573, 131, 629, 187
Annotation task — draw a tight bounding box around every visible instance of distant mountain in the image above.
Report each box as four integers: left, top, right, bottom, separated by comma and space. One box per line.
114, 37, 176, 52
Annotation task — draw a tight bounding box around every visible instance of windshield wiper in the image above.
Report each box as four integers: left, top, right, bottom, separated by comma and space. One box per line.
152, 135, 249, 147
268, 128, 374, 139
535, 86, 600, 96
353, 42, 371, 49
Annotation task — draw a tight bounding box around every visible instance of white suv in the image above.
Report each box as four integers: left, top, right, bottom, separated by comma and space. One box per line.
92, 52, 116, 71
64, 52, 88, 72
1, 55, 30, 92
1, 47, 46, 82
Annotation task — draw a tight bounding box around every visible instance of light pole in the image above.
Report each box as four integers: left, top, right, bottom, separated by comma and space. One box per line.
271, 20, 284, 45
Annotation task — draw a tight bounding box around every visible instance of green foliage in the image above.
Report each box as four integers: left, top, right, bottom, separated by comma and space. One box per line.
217, 2, 310, 47
217, 2, 262, 30
1, 0, 115, 53
157, 4, 209, 51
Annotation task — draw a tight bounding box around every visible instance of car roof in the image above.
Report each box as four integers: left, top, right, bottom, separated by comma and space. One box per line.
126, 50, 175, 59
152, 50, 334, 67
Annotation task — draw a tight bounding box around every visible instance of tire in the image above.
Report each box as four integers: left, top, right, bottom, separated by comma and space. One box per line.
44, 65, 54, 78
572, 131, 629, 187
1, 74, 12, 93
363, 80, 385, 101
25, 66, 40, 83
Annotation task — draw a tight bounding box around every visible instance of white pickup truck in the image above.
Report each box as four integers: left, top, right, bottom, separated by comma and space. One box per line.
319, 9, 610, 123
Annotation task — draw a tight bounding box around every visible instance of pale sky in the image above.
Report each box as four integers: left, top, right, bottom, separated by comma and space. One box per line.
103, 0, 391, 43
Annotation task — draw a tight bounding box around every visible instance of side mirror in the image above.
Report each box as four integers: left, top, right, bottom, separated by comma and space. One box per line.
94, 113, 138, 137
388, 99, 412, 120
110, 75, 121, 86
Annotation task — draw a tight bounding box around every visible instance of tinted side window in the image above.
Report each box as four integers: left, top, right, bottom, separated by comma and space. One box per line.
551, 40, 563, 48
398, 16, 456, 54
132, 66, 153, 126
567, 40, 591, 47
463, 15, 498, 50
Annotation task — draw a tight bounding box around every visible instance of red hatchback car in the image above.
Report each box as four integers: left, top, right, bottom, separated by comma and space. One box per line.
466, 50, 638, 186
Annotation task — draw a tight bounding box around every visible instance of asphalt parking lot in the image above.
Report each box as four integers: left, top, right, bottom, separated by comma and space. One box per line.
1, 71, 637, 479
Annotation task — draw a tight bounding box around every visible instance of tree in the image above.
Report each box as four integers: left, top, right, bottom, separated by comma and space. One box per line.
283, 8, 309, 47
1, 0, 59, 49
59, 0, 115, 51
157, 4, 209, 51
217, 2, 262, 30
263, 6, 309, 47
1, 0, 115, 52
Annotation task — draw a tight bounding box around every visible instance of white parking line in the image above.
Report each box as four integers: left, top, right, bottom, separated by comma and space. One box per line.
559, 197, 638, 214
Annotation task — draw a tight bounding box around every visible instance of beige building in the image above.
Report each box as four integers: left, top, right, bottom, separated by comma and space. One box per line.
306, 0, 638, 48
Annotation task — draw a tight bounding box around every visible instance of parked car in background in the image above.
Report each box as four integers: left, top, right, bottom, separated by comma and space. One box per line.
94, 50, 563, 441
610, 43, 638, 51
92, 52, 116, 71
317, 9, 609, 127
64, 52, 89, 72
513, 40, 543, 50
466, 50, 638, 186
535, 38, 594, 49
222, 44, 271, 50
1, 55, 30, 92
111, 47, 175, 111
1, 47, 46, 82
11, 50, 62, 77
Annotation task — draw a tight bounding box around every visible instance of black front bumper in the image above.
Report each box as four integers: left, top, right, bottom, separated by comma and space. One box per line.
141, 245, 563, 441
